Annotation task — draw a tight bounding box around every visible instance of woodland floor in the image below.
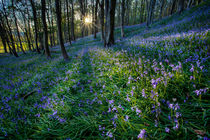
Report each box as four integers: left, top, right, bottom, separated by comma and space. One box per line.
0, 2, 209, 140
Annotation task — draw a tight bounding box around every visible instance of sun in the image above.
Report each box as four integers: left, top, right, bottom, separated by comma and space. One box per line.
84, 16, 92, 25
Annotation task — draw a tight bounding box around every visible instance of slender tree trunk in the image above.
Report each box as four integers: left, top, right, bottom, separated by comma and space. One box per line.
0, 12, 18, 57
121, 0, 125, 37
139, 0, 144, 23
159, 0, 165, 19
66, 0, 72, 44
125, 0, 130, 25
41, 0, 51, 58
47, 0, 53, 48
117, 1, 121, 26
104, 0, 117, 47
99, 0, 105, 41
0, 23, 8, 53
22, 13, 32, 51
92, 0, 95, 34
29, 0, 41, 53
79, 0, 85, 37
147, 0, 156, 27
71, 0, 76, 41
171, 0, 177, 15
12, 1, 25, 54
55, 0, 69, 60
133, 0, 138, 24
178, 0, 185, 14
94, 0, 99, 38
27, 7, 35, 50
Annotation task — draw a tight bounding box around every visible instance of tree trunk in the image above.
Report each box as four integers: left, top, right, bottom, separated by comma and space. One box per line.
66, 0, 72, 44
147, 0, 156, 27
121, 0, 125, 37
47, 0, 53, 48
12, 1, 25, 54
71, 0, 76, 41
79, 0, 85, 37
94, 0, 99, 38
99, 0, 105, 41
41, 0, 51, 58
92, 0, 95, 35
178, 0, 185, 14
0, 11, 18, 57
171, 0, 177, 15
133, 0, 138, 24
55, 0, 69, 60
159, 0, 166, 19
104, 0, 117, 47
29, 0, 41, 53
26, 6, 35, 50
140, 0, 145, 23
0, 23, 8, 53
22, 12, 32, 51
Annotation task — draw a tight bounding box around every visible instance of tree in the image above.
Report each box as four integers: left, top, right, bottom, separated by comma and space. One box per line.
41, 0, 51, 58
178, 0, 185, 14
0, 22, 8, 53
159, 0, 166, 19
99, 0, 105, 41
171, 0, 177, 15
104, 0, 117, 47
71, 0, 76, 41
66, 0, 72, 44
147, 0, 156, 27
94, 0, 99, 39
121, 0, 125, 37
12, 0, 26, 54
29, 0, 41, 54
55, 0, 69, 60
0, 1, 18, 57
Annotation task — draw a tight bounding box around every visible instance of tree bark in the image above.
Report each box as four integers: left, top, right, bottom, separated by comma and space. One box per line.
26, 6, 35, 51
178, 0, 185, 14
171, 0, 177, 15
99, 0, 105, 41
55, 0, 69, 60
147, 0, 156, 27
47, 0, 53, 48
66, 0, 72, 44
94, 0, 99, 38
0, 23, 8, 53
0, 6, 18, 57
29, 0, 41, 53
121, 0, 125, 37
71, 0, 76, 41
12, 1, 25, 54
41, 0, 51, 58
159, 0, 166, 19
104, 0, 117, 47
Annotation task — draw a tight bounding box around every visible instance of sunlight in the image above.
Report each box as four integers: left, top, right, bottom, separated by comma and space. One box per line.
84, 16, 92, 25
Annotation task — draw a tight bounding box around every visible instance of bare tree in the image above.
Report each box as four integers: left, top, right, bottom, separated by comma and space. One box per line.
55, 0, 69, 60
94, 0, 99, 38
104, 0, 117, 47
12, 1, 26, 54
121, 0, 125, 37
99, 0, 105, 41
29, 0, 41, 53
71, 0, 76, 41
41, 0, 51, 58
66, 0, 72, 44
147, 0, 156, 27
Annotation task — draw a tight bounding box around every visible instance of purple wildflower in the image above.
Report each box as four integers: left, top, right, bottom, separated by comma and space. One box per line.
106, 131, 113, 138
165, 127, 170, 133
138, 129, 146, 139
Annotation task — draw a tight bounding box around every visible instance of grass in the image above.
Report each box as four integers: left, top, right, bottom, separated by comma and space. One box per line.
0, 2, 209, 140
